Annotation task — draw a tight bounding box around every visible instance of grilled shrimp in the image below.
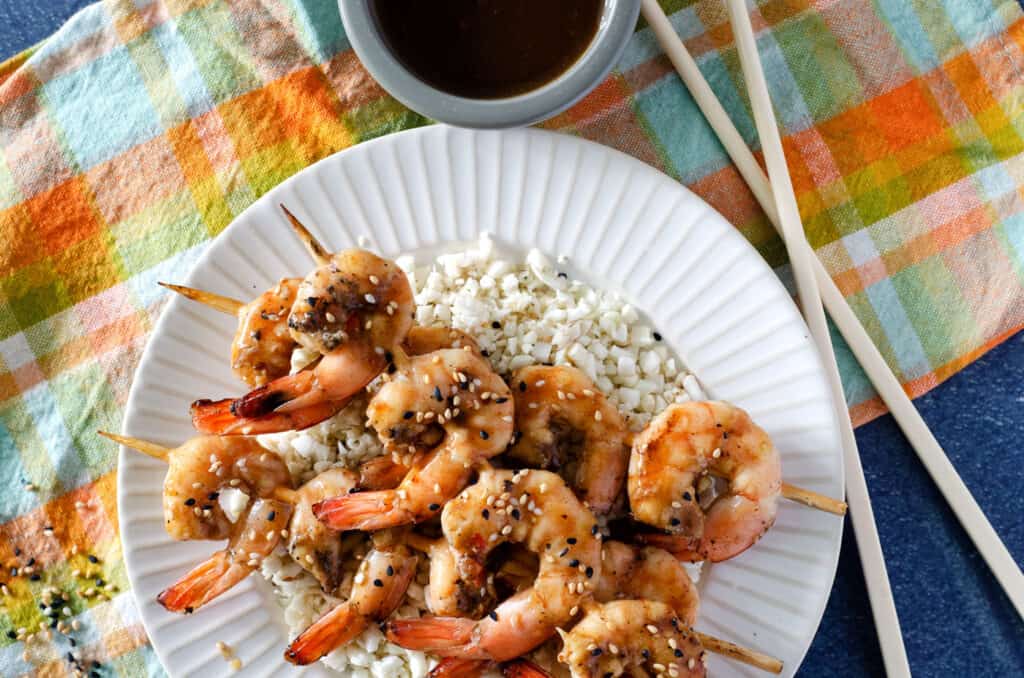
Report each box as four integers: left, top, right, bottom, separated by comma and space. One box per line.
158, 497, 293, 613
557, 600, 705, 678
630, 402, 782, 562
314, 348, 513, 531
162, 436, 292, 541
161, 278, 301, 387
385, 469, 601, 662
288, 468, 360, 592
285, 530, 418, 665
594, 541, 699, 627
508, 365, 629, 514
191, 249, 414, 435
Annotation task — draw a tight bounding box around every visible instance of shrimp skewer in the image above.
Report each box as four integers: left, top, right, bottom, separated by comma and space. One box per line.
385, 469, 602, 662
284, 530, 418, 665
630, 401, 847, 563
508, 365, 630, 514
100, 431, 297, 612
279, 203, 331, 265
191, 248, 415, 435
314, 348, 514, 531
159, 205, 333, 387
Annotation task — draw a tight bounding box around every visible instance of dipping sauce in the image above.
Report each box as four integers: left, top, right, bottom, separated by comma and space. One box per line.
371, 0, 604, 99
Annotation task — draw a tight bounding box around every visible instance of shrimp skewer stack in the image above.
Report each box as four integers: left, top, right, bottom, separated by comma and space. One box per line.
103, 207, 851, 675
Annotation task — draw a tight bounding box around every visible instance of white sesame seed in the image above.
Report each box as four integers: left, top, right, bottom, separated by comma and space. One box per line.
364, 293, 377, 304
369, 275, 380, 285
594, 410, 603, 421
647, 624, 659, 634
501, 525, 512, 536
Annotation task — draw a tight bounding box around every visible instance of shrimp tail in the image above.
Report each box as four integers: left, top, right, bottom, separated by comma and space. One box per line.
502, 659, 553, 678
385, 618, 486, 658
313, 491, 414, 531
157, 551, 235, 613
284, 602, 366, 665
190, 396, 343, 435
429, 657, 494, 678
635, 533, 703, 562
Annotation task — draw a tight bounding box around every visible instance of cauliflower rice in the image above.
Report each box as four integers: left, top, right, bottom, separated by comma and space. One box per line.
255, 236, 706, 676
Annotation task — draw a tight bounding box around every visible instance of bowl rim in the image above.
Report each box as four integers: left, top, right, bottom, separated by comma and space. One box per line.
339, 0, 641, 129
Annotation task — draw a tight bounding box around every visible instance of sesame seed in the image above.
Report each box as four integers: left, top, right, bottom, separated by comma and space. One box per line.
369, 275, 380, 285
501, 525, 512, 536
647, 624, 659, 634
594, 411, 603, 421
364, 293, 376, 304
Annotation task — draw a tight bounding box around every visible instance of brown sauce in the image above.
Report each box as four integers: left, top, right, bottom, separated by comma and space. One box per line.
371, 0, 603, 99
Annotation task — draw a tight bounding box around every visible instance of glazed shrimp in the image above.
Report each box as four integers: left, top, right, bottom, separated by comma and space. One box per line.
158, 496, 293, 613
508, 365, 629, 514
160, 278, 301, 387
406, 533, 498, 618
314, 348, 514, 531
284, 530, 418, 665
385, 469, 601, 662
629, 401, 782, 562
191, 249, 414, 435
157, 435, 292, 541
288, 468, 360, 592
557, 600, 706, 678
594, 541, 700, 627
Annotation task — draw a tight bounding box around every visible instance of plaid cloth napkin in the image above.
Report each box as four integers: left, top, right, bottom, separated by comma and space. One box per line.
1, 0, 1022, 674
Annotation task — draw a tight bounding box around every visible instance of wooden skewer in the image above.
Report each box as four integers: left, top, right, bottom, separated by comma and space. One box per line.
696, 631, 783, 674
280, 203, 331, 266
782, 482, 846, 515
98, 431, 298, 504
158, 282, 244, 315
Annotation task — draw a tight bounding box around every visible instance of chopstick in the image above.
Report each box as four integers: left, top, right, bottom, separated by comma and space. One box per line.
642, 0, 1024, 629
719, 4, 913, 675
639, 0, 914, 673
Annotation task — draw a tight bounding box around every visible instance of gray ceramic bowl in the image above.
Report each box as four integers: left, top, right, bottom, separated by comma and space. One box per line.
339, 0, 641, 129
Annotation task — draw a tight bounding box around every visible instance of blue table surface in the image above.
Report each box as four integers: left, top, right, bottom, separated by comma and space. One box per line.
3, 3, 1023, 676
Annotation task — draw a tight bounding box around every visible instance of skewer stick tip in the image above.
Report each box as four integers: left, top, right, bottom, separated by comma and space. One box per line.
159, 282, 244, 315
696, 631, 784, 674
781, 482, 847, 516
98, 431, 170, 461
280, 203, 331, 266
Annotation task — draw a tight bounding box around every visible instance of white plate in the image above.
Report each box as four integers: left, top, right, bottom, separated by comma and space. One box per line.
117, 126, 844, 677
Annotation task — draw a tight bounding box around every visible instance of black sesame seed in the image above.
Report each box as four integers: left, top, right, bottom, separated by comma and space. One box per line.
27, 558, 35, 567
569, 559, 579, 568
433, 386, 443, 401
482, 509, 490, 520
591, 648, 603, 656
682, 492, 692, 501
567, 537, 577, 544
88, 555, 99, 564
494, 397, 508, 404
67, 652, 75, 662
479, 430, 489, 440
95, 578, 104, 586
386, 566, 394, 576
670, 518, 681, 526
557, 272, 568, 279
14, 548, 21, 556
519, 381, 527, 392
385, 351, 394, 364
30, 574, 40, 581
6, 630, 16, 639
558, 548, 569, 557
9, 567, 17, 577
585, 567, 594, 578
591, 525, 599, 535
184, 498, 196, 506
373, 579, 384, 588
511, 509, 520, 520
208, 492, 219, 500
387, 363, 397, 374
50, 619, 58, 629
185, 606, 193, 614
428, 503, 440, 511
70, 638, 77, 647
403, 411, 414, 420
488, 611, 498, 621
201, 504, 213, 511
480, 349, 490, 357
491, 321, 501, 329
642, 649, 650, 659
675, 649, 684, 658
653, 331, 662, 341
268, 511, 276, 521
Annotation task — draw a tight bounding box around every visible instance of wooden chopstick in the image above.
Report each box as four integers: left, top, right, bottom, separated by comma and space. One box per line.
638, 1, 912, 674
643, 0, 1024, 630
720, 4, 915, 675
